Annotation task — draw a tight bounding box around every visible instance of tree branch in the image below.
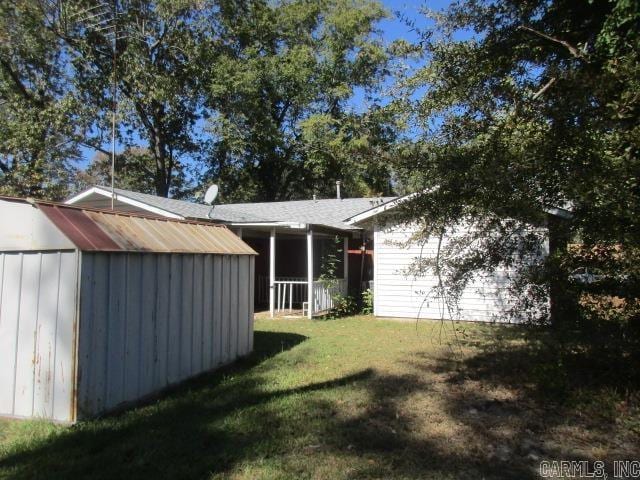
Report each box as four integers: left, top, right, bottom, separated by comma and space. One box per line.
532, 77, 556, 100
276, 99, 291, 124
518, 25, 587, 60
0, 58, 42, 106
80, 141, 112, 156
148, 22, 168, 54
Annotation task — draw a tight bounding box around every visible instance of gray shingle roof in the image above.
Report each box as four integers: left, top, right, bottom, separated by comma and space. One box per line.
100, 187, 395, 230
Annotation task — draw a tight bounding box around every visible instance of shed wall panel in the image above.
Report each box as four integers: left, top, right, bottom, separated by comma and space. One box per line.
212, 256, 223, 367
33, 254, 58, 418
0, 201, 75, 251
52, 253, 79, 422
202, 255, 214, 369
139, 254, 156, 396
167, 254, 182, 385
180, 254, 194, 378
13, 254, 41, 417
0, 251, 77, 422
237, 256, 250, 356
106, 254, 126, 410
125, 254, 142, 402
192, 258, 204, 373
221, 256, 230, 363
153, 255, 170, 388
0, 254, 21, 415
230, 256, 239, 360
77, 252, 253, 419
248, 256, 255, 353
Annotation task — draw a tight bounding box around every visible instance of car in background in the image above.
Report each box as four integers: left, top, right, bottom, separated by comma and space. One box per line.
569, 267, 606, 285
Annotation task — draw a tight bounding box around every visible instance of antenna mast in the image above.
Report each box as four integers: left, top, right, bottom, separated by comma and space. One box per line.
110, 0, 117, 210
43, 0, 124, 209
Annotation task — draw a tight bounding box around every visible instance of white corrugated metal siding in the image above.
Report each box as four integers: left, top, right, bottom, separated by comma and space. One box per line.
76, 252, 254, 419
0, 251, 79, 422
1, 198, 255, 422
374, 222, 524, 322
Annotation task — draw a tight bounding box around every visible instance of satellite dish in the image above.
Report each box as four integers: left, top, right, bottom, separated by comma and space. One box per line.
204, 184, 219, 205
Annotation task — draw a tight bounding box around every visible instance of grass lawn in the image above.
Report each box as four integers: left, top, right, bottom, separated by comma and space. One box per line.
0, 316, 638, 479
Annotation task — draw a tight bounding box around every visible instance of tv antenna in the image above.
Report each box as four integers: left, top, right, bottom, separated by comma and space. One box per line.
41, 0, 134, 210
204, 184, 219, 219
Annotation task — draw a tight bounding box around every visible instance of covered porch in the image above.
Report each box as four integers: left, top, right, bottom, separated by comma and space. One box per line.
230, 223, 352, 318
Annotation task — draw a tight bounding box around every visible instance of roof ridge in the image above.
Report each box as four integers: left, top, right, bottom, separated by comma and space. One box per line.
97, 185, 392, 207
214, 197, 394, 207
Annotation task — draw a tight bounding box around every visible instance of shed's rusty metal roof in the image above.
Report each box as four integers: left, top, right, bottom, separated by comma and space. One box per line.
25, 199, 256, 255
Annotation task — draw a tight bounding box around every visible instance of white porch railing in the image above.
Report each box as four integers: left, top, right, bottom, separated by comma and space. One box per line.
258, 276, 307, 306
312, 279, 347, 315
274, 280, 307, 312
259, 276, 347, 316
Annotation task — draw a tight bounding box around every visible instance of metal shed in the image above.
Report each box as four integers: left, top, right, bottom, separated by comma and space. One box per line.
0, 197, 256, 423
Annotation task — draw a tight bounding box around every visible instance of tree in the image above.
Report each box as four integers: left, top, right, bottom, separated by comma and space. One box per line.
392, 0, 640, 325
0, 1, 89, 200
51, 0, 205, 198
202, 0, 396, 202
75, 146, 188, 196
2, 0, 397, 201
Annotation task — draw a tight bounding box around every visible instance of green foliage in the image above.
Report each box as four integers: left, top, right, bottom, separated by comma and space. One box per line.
361, 288, 374, 315
75, 147, 189, 197
392, 0, 640, 325
319, 235, 343, 283
201, 0, 397, 201
0, 1, 89, 200
315, 235, 357, 319
56, 0, 204, 197
327, 294, 358, 319
2, 0, 397, 201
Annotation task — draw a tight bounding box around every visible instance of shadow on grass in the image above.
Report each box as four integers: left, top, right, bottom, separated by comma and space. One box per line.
404, 321, 640, 477
2, 322, 638, 480
447, 321, 640, 401
0, 330, 313, 479
308, 320, 640, 479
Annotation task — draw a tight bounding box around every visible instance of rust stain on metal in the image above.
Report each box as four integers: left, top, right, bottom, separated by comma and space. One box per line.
27, 200, 257, 255
39, 205, 121, 251
70, 282, 79, 423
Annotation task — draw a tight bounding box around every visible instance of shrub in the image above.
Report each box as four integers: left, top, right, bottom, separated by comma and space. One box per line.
328, 294, 358, 319
362, 288, 374, 314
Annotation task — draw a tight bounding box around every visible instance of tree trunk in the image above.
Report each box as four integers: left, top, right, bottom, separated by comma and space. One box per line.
548, 214, 576, 328
151, 132, 170, 197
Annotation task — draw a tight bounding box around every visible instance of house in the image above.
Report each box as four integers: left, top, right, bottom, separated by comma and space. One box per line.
67, 186, 393, 318
345, 197, 547, 322
67, 186, 564, 322
0, 196, 255, 422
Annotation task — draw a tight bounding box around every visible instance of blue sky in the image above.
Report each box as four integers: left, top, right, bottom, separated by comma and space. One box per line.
379, 0, 447, 42
78, 0, 456, 171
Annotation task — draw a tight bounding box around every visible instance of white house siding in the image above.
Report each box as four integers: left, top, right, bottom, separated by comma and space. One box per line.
76, 252, 254, 419
374, 222, 527, 322
0, 251, 79, 422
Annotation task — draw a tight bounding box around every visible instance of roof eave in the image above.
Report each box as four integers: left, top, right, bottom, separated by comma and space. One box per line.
227, 221, 361, 234
66, 186, 185, 220
345, 194, 416, 226
227, 221, 307, 229
346, 191, 575, 225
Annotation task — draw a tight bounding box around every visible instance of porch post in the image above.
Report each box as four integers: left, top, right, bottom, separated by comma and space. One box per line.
236, 228, 243, 239
269, 227, 276, 318
307, 227, 314, 319
343, 236, 349, 295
